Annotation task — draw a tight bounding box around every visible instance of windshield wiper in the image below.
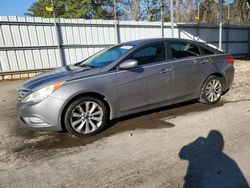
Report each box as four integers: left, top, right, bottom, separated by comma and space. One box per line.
74, 63, 95, 69
81, 64, 95, 68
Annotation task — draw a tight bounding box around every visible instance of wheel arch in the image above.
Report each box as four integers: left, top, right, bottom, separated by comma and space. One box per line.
198, 72, 225, 104
209, 72, 225, 89
60, 92, 112, 132
203, 72, 226, 91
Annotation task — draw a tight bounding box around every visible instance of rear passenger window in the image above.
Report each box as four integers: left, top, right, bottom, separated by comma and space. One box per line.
130, 43, 166, 65
170, 42, 200, 59
200, 47, 215, 55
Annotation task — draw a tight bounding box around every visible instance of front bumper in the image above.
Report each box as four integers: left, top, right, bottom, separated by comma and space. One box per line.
16, 96, 65, 131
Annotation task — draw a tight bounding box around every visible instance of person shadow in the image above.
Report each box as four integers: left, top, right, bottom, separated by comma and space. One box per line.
179, 130, 249, 188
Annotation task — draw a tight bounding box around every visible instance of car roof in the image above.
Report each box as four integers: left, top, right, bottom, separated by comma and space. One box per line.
122, 38, 220, 53
122, 38, 194, 46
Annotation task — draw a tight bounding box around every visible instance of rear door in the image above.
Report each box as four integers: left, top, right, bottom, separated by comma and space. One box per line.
169, 41, 209, 98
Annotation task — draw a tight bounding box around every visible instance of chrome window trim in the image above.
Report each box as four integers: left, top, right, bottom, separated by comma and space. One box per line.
67, 54, 227, 83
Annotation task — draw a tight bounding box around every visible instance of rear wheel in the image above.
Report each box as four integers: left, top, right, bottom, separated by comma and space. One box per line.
199, 75, 223, 104
64, 96, 108, 137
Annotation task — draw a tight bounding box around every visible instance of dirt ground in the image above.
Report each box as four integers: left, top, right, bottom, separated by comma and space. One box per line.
0, 60, 249, 188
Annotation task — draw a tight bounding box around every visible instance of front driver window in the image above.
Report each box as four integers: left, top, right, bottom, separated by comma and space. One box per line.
130, 43, 166, 65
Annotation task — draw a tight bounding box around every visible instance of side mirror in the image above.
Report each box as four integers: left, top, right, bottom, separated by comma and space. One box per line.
119, 59, 138, 70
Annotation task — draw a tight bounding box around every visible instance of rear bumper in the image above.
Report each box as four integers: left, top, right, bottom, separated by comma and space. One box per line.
224, 65, 234, 91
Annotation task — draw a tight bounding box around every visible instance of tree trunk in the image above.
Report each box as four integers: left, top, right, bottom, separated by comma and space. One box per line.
176, 0, 180, 22
187, 0, 192, 14
131, 0, 140, 21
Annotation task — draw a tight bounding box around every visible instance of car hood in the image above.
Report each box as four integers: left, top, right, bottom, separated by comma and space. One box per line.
22, 65, 100, 91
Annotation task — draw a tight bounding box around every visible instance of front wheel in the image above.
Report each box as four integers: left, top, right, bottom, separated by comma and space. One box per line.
199, 75, 223, 104
64, 96, 108, 137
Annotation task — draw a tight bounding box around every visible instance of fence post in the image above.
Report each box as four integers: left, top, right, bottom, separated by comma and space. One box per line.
114, 20, 120, 44
161, 20, 164, 38
170, 0, 174, 38
218, 0, 223, 51
53, 18, 66, 66
226, 5, 230, 53
160, 0, 164, 38
226, 23, 229, 53
248, 29, 250, 56
226, 24, 229, 53
196, 23, 200, 41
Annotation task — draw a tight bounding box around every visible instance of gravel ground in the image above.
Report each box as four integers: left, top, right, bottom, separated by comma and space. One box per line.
0, 60, 249, 188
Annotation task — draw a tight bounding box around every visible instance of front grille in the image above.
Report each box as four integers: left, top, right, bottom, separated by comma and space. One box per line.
17, 89, 29, 101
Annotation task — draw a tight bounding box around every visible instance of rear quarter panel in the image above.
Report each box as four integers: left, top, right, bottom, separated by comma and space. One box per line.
206, 54, 234, 90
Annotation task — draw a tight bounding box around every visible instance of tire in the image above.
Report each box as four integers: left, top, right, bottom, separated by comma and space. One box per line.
64, 96, 108, 137
199, 75, 223, 104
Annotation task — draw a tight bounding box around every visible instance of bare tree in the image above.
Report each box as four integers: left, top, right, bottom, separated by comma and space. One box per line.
236, 0, 250, 24
131, 0, 140, 20
176, 0, 180, 22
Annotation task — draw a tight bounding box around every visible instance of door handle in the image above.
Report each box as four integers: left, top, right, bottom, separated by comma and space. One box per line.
200, 59, 210, 64
160, 68, 172, 74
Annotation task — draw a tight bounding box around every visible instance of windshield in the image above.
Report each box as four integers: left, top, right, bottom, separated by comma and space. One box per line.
77, 45, 134, 68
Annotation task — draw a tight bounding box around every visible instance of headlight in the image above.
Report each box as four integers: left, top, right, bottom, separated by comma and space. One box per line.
22, 82, 64, 103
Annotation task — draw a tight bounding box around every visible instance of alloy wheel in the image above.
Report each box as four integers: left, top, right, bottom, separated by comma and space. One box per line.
70, 101, 104, 134
205, 79, 222, 103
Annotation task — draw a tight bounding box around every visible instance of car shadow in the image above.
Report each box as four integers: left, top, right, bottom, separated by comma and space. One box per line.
13, 100, 224, 152
179, 130, 249, 188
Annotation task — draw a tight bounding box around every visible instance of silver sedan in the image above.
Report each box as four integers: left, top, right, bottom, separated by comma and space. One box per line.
17, 38, 234, 137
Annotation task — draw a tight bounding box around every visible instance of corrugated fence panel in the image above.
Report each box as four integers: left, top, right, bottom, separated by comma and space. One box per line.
229, 29, 248, 41
0, 16, 249, 72
16, 51, 27, 70
119, 21, 162, 42
229, 43, 248, 54
19, 25, 31, 46
2, 24, 13, 46
40, 49, 51, 68
179, 28, 197, 40
43, 26, 55, 45
0, 51, 10, 71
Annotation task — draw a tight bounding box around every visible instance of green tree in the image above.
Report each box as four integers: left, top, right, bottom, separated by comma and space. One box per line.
62, 0, 114, 19
26, 0, 115, 19
26, 0, 66, 18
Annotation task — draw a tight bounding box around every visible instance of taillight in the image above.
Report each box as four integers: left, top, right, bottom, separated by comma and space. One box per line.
224, 57, 234, 64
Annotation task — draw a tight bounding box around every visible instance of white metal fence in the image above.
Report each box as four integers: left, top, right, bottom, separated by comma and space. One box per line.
0, 16, 249, 72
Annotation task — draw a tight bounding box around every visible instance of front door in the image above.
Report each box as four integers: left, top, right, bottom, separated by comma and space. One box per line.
116, 67, 147, 112
116, 42, 174, 112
